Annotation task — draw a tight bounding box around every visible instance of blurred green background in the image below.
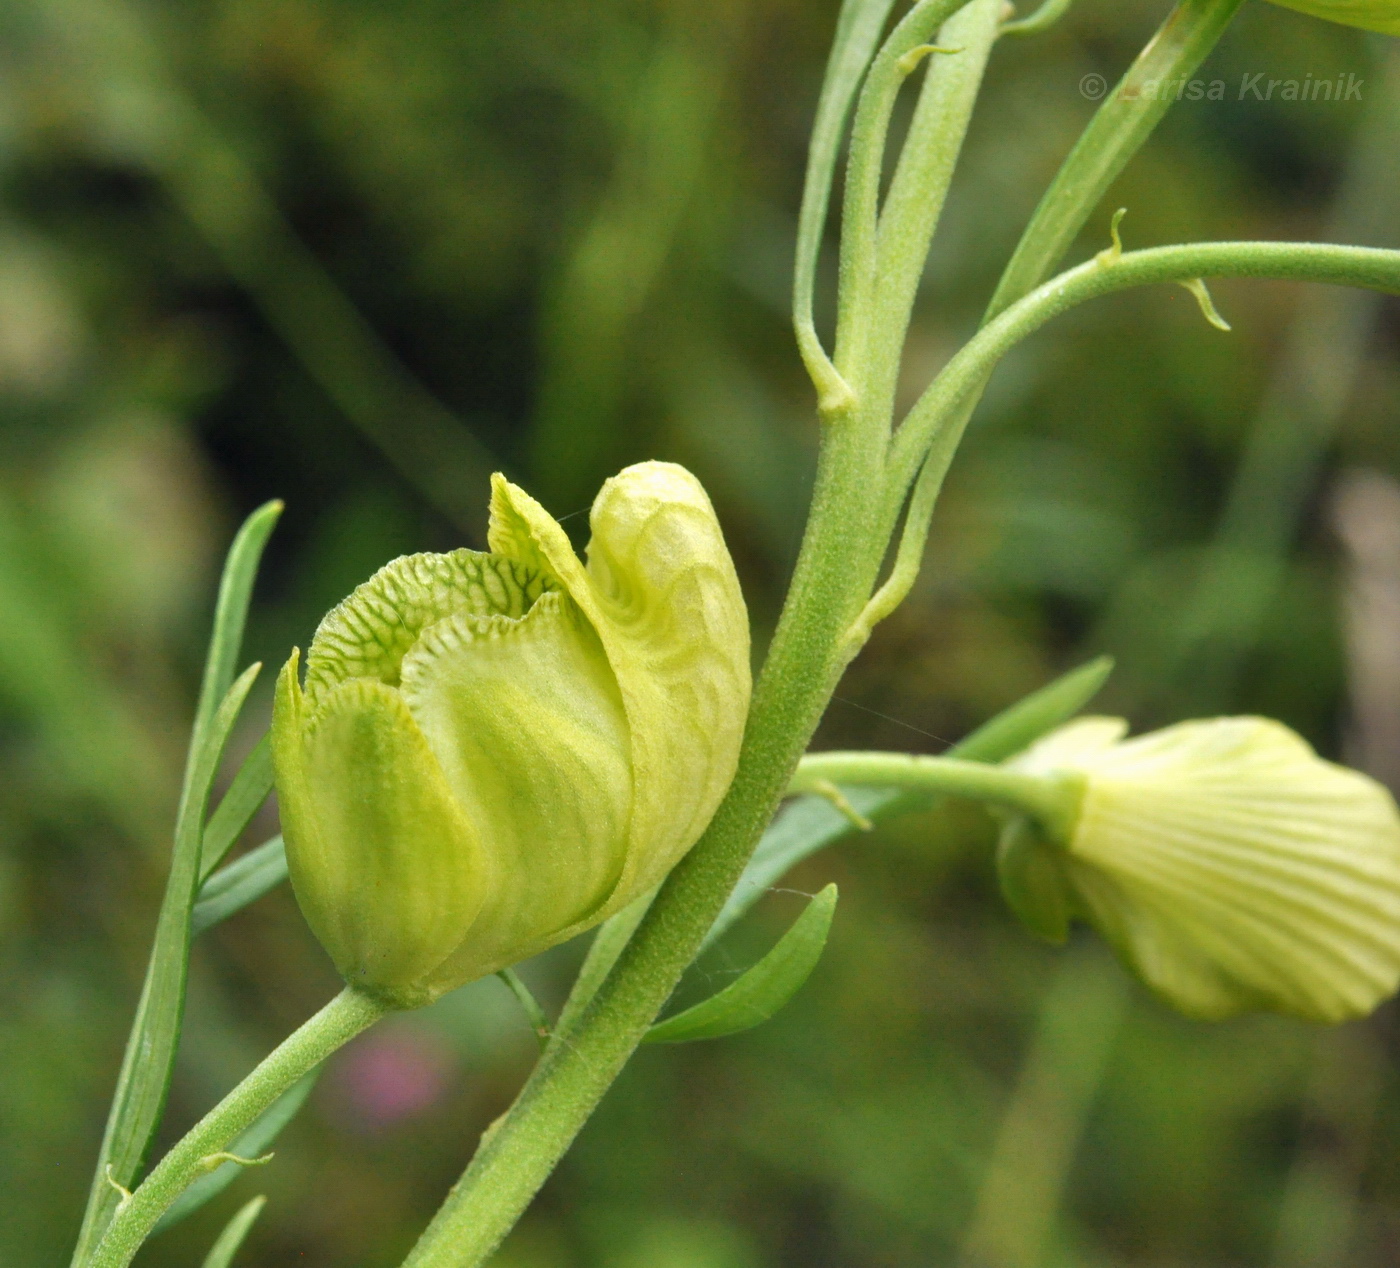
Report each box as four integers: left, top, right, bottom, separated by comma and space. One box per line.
3, 0, 1400, 1263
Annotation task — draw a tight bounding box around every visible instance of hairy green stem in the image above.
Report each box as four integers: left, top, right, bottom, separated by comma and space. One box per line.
824, 0, 998, 657
792, 751, 1080, 842
88, 988, 387, 1268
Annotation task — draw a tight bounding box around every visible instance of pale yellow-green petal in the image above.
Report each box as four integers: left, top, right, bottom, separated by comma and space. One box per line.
1060, 863, 1245, 1020
273, 650, 487, 1008
1067, 718, 1400, 1022
487, 461, 751, 911
1010, 716, 1129, 774
1267, 0, 1400, 34
303, 548, 549, 702
399, 591, 633, 991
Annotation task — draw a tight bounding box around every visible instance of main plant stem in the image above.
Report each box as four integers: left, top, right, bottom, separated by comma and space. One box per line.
401, 2, 1262, 1263
88, 988, 387, 1268
402, 395, 889, 1266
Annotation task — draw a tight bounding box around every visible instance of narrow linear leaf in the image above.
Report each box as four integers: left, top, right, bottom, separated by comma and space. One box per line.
154, 1071, 317, 1235
201, 735, 274, 880
191, 501, 283, 762
76, 663, 260, 1257
951, 655, 1114, 766
71, 501, 281, 1268
198, 1196, 267, 1268
794, 0, 898, 345
646, 885, 838, 1044
497, 970, 552, 1050
192, 836, 288, 937
702, 657, 1113, 951
117, 668, 260, 1143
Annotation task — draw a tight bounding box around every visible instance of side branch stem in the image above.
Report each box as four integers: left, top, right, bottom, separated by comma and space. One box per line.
889, 241, 1400, 499
987, 0, 1245, 320
88, 988, 387, 1268
792, 751, 1079, 841
868, 0, 1245, 617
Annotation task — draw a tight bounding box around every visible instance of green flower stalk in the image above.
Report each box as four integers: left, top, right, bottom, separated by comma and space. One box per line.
1267, 0, 1400, 32
999, 717, 1400, 1023
273, 461, 750, 1008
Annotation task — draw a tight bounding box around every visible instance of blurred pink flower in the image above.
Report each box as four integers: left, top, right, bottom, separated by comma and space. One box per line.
332, 1028, 454, 1131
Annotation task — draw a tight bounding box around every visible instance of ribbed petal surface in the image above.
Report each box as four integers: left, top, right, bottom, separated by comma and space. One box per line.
486, 462, 751, 913
303, 549, 548, 701
274, 653, 486, 1008
399, 592, 633, 990
271, 462, 750, 1005
1021, 717, 1400, 1022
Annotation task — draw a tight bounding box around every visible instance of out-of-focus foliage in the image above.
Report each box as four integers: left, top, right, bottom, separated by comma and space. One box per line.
1, 0, 1399, 1264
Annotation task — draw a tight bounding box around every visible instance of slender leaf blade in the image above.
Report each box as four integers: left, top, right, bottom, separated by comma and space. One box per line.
74, 664, 260, 1257
201, 734, 274, 880
192, 835, 288, 936
794, 0, 898, 353
191, 502, 283, 757
71, 501, 281, 1268
949, 655, 1113, 765
199, 1196, 267, 1268
646, 885, 837, 1044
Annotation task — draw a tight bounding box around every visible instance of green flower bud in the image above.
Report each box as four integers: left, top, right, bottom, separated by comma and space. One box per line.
1001, 716, 1400, 1023
996, 816, 1076, 946
272, 462, 751, 1008
1266, 0, 1400, 34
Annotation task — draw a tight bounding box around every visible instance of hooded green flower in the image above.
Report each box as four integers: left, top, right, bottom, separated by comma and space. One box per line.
273, 461, 750, 1008
1266, 0, 1400, 33
999, 716, 1400, 1023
